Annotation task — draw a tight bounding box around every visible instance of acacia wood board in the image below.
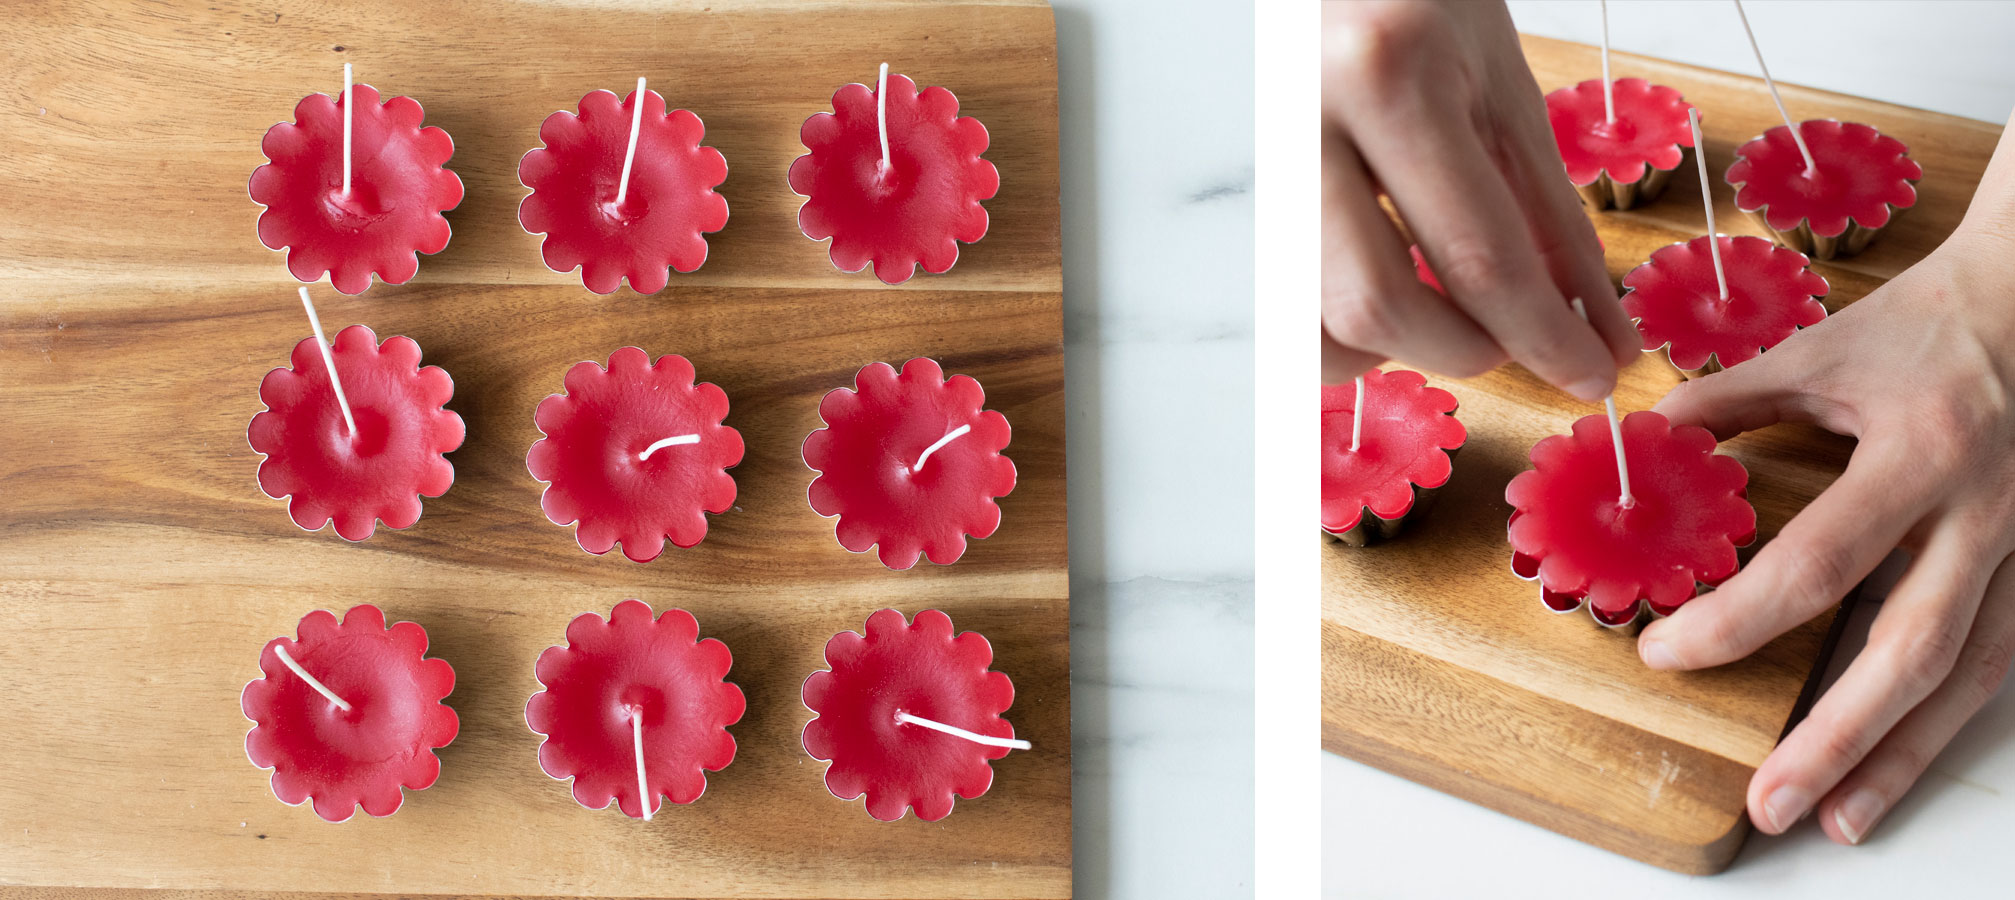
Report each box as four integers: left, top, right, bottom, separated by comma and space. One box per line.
1321, 34, 2002, 875
0, 1, 1067, 898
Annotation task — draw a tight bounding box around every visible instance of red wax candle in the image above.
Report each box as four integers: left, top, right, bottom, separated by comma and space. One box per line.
1321, 369, 1466, 545
249, 77, 463, 295
249, 323, 465, 541
241, 605, 459, 822
1546, 78, 1695, 210
518, 83, 730, 294
802, 358, 1016, 569
1506, 411, 1756, 626
1622, 235, 1829, 376
526, 600, 744, 818
527, 348, 742, 562
1727, 119, 1922, 259
787, 66, 999, 284
801, 608, 1026, 822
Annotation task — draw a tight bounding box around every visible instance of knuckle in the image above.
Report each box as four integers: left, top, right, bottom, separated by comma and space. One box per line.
1324, 3, 1441, 92
1770, 539, 1858, 611
1322, 287, 1395, 349
1962, 633, 2015, 703
1694, 609, 1752, 661
1883, 620, 1966, 694
1807, 718, 1876, 772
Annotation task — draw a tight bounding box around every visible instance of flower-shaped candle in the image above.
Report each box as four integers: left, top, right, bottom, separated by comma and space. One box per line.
787, 63, 999, 284
1506, 410, 1756, 627
526, 600, 744, 819
1622, 235, 1829, 377
518, 78, 731, 294
249, 65, 463, 294
802, 358, 1016, 569
241, 604, 459, 822
249, 289, 464, 541
1321, 368, 1466, 546
1727, 120, 1922, 259
1546, 77, 1695, 210
527, 348, 742, 562
802, 608, 1029, 822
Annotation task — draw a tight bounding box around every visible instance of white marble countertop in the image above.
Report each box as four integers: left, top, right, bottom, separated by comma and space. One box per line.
1054, 1, 1254, 897
1325, 2, 2015, 895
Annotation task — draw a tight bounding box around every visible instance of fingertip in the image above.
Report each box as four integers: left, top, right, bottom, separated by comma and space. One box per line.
1637, 635, 1683, 671
1563, 373, 1615, 404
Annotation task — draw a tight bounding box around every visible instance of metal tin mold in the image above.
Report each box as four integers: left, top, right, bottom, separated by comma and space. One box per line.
1573, 148, 1684, 212
1323, 446, 1462, 548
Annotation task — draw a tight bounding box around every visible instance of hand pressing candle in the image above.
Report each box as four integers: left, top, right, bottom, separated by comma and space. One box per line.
250, 64, 464, 294
1544, 2, 1695, 210
1321, 368, 1466, 546
526, 600, 744, 819
518, 78, 731, 294
788, 63, 999, 284
1624, 108, 1830, 378
527, 348, 743, 562
801, 608, 1028, 822
802, 358, 1016, 569
240, 605, 459, 822
249, 288, 464, 541
1724, 0, 1922, 259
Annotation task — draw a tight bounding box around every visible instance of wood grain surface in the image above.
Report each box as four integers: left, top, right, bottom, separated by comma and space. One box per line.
0, 1, 1067, 898
1321, 34, 2003, 875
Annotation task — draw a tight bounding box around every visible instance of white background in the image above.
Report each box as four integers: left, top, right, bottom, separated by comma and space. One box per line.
1322, 2, 2015, 896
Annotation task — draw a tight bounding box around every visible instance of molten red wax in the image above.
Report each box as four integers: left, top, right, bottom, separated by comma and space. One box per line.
1506, 411, 1755, 624
248, 325, 464, 541
802, 358, 1016, 569
1622, 235, 1829, 371
1727, 120, 1922, 238
526, 600, 744, 817
527, 348, 742, 562
787, 72, 999, 284
517, 87, 730, 294
1321, 369, 1465, 535
801, 608, 1019, 822
241, 605, 459, 822
1546, 78, 1695, 187
249, 84, 463, 295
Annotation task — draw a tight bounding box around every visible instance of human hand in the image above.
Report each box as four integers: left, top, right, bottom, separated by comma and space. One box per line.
1320, 0, 1637, 396
1640, 218, 2015, 845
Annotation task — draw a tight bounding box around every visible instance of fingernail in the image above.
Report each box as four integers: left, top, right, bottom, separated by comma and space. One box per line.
1836, 789, 1885, 845
1764, 785, 1814, 833
1640, 640, 1680, 670
1566, 377, 1612, 403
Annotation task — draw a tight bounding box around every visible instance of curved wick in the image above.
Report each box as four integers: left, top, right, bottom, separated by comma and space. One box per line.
616, 76, 646, 206
1571, 298, 1635, 509
1689, 109, 1730, 302
630, 708, 655, 821
273, 644, 351, 712
895, 711, 1031, 751
876, 62, 891, 173
299, 287, 356, 438
1734, 0, 1817, 177
911, 423, 971, 474
639, 433, 700, 461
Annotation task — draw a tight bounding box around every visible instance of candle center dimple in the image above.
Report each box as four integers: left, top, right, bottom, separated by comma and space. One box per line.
911, 423, 972, 474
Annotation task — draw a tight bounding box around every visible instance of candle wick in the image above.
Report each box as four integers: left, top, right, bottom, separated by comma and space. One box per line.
631, 708, 654, 821
639, 433, 700, 461
1689, 109, 1731, 303
1599, 0, 1615, 125
1350, 375, 1365, 453
911, 423, 971, 474
875, 62, 891, 174
1572, 299, 1636, 509
616, 76, 646, 207
895, 711, 1031, 751
273, 644, 352, 712
341, 63, 352, 197
1734, 0, 1817, 176
299, 287, 357, 438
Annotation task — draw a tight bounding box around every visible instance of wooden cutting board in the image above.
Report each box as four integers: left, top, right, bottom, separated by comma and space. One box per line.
1322, 35, 2003, 875
0, 1, 1067, 898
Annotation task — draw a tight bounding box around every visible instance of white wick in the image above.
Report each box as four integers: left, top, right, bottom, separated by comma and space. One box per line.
1350, 375, 1365, 453
895, 711, 1031, 751
630, 709, 654, 821
616, 77, 646, 207
1689, 109, 1729, 302
273, 644, 351, 712
341, 63, 352, 196
299, 287, 356, 438
1734, 0, 1817, 176
638, 434, 700, 460
1571, 298, 1635, 509
1599, 0, 1615, 124
876, 62, 891, 173
911, 423, 971, 473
